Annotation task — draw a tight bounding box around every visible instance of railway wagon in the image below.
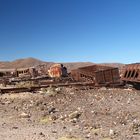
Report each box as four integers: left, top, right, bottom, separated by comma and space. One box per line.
71, 65, 120, 86
48, 64, 68, 78
121, 63, 140, 82
121, 63, 140, 89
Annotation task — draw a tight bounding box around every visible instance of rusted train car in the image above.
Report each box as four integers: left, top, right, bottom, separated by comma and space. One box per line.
0, 67, 38, 78
48, 64, 67, 78
71, 65, 120, 86
0, 69, 15, 77
121, 63, 140, 88
15, 67, 38, 78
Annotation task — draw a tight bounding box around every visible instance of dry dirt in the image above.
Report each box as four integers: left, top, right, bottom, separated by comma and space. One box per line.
0, 87, 140, 140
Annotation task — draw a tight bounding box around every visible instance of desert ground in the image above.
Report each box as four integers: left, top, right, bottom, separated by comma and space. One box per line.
0, 86, 140, 140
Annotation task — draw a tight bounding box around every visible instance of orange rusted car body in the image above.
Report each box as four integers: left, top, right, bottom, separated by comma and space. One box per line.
48, 64, 67, 78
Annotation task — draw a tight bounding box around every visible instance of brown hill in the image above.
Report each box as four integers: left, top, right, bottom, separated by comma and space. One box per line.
100, 63, 125, 69
0, 58, 51, 69
0, 58, 124, 71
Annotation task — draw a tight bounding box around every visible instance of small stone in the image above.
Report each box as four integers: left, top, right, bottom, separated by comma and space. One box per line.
70, 92, 75, 95
19, 112, 30, 118
70, 118, 78, 123
48, 107, 56, 114
63, 126, 67, 129
85, 133, 91, 138
127, 98, 131, 104
39, 132, 45, 137
12, 126, 18, 129
51, 115, 58, 121
69, 111, 81, 119
52, 130, 57, 133
55, 87, 62, 92
109, 129, 114, 136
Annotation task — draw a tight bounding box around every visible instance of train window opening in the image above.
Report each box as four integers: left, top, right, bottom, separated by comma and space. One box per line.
124, 71, 128, 78
131, 70, 135, 78
135, 72, 139, 78
0, 72, 4, 77
127, 71, 131, 78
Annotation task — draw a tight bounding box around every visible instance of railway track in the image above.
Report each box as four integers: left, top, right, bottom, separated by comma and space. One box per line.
0, 82, 96, 94
0, 81, 124, 94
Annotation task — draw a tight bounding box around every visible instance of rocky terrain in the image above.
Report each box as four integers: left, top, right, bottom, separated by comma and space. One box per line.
0, 87, 140, 140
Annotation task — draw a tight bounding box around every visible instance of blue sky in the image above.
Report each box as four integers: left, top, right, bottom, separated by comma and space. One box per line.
0, 0, 140, 63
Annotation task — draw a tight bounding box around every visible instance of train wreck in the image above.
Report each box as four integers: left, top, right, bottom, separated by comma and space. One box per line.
71, 65, 120, 86
0, 63, 140, 93
48, 64, 68, 78
121, 63, 140, 89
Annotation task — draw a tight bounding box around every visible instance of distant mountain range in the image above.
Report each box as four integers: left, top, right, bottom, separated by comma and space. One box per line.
0, 57, 125, 71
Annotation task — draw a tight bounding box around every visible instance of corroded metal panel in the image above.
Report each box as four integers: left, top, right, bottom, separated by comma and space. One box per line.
121, 63, 140, 83
71, 65, 120, 86
48, 64, 67, 78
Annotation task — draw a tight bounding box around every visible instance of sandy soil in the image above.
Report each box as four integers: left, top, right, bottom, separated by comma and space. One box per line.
0, 87, 140, 140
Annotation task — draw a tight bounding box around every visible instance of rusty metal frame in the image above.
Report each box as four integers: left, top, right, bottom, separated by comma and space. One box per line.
121, 63, 140, 83
71, 65, 120, 86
